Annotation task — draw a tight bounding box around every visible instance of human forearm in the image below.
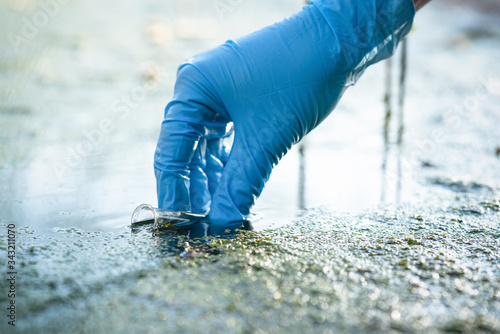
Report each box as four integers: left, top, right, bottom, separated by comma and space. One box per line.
414, 0, 431, 11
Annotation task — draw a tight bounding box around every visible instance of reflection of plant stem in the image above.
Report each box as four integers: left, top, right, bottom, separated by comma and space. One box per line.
298, 141, 306, 210
381, 58, 392, 202
383, 58, 393, 152
397, 142, 402, 203
382, 39, 408, 203
397, 39, 407, 147
396, 39, 408, 203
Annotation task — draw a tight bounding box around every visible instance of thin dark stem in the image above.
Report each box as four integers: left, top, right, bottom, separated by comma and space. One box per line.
383, 58, 393, 151
381, 58, 393, 202
397, 39, 407, 147
298, 142, 306, 210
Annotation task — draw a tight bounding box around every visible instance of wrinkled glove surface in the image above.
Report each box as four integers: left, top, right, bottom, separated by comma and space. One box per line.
154, 0, 415, 235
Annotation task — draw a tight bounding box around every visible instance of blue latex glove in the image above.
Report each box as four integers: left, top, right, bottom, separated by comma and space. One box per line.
154, 0, 415, 236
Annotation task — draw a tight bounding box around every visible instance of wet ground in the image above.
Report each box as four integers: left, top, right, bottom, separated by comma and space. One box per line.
1, 0, 500, 333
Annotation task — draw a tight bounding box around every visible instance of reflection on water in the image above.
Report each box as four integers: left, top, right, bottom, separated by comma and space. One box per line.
297, 140, 307, 211
0, 0, 499, 234
397, 40, 408, 147
381, 39, 408, 204
381, 56, 393, 203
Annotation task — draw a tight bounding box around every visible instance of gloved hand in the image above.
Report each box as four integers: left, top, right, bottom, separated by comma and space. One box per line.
154, 0, 415, 236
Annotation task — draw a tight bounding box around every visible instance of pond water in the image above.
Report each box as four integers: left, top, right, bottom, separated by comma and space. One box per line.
0, 0, 499, 333
1, 0, 499, 232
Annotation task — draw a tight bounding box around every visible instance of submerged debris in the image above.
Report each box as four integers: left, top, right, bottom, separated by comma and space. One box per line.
429, 177, 495, 194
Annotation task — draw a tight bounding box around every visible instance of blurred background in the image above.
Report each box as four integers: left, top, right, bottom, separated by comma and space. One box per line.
1, 0, 499, 233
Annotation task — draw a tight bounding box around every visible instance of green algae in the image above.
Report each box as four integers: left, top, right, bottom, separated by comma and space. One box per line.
0, 1, 500, 333
2, 193, 498, 334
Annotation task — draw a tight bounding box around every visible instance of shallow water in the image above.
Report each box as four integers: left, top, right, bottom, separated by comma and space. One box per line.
1, 0, 500, 333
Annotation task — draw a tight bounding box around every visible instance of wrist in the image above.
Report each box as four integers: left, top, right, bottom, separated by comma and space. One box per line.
414, 0, 431, 11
